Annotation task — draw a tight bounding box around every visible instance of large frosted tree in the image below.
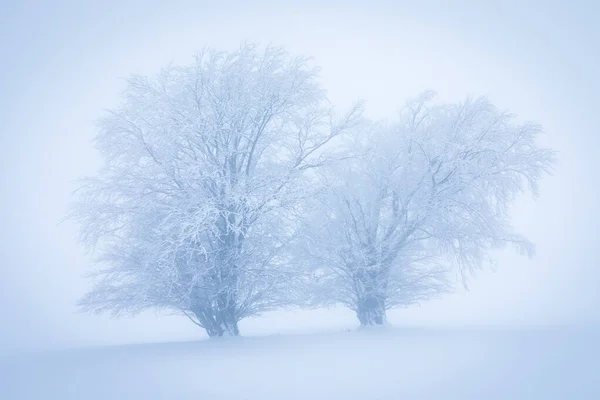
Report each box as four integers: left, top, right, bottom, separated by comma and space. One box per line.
70, 44, 362, 337
302, 91, 556, 326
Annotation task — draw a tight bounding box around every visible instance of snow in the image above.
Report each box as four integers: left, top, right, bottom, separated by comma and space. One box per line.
1, 325, 598, 399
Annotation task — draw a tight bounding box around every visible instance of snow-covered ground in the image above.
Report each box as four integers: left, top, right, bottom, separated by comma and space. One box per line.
1, 325, 598, 399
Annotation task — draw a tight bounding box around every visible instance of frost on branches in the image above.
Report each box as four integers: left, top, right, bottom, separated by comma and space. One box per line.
70, 45, 363, 337
301, 91, 556, 326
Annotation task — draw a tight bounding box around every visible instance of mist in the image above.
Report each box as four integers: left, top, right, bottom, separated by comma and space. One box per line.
1, 1, 598, 398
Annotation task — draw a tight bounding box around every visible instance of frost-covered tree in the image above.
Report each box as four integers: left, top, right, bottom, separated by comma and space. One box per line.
70, 44, 362, 337
301, 91, 556, 326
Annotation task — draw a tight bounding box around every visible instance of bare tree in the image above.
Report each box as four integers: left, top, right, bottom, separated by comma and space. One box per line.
301, 91, 556, 326
70, 44, 363, 337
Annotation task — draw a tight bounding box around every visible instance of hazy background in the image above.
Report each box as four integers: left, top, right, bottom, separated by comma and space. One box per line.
1, 0, 598, 354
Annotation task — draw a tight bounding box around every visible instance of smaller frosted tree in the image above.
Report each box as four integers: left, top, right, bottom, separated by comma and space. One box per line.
302, 91, 556, 326
69, 44, 363, 337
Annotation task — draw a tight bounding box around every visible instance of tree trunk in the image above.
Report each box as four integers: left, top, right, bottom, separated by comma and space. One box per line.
206, 319, 239, 337
356, 295, 387, 326
200, 208, 243, 338
194, 310, 240, 338
353, 260, 388, 326
214, 299, 240, 337
191, 299, 240, 338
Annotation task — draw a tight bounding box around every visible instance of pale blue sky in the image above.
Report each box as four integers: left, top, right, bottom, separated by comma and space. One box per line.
1, 0, 598, 353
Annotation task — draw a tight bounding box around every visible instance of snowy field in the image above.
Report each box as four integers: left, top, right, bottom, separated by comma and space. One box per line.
1, 325, 599, 399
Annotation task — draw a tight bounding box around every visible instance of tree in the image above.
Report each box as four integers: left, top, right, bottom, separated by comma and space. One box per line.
301, 91, 556, 326
70, 44, 363, 337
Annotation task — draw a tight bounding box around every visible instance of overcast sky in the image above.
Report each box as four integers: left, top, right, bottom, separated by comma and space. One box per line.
1, 0, 598, 354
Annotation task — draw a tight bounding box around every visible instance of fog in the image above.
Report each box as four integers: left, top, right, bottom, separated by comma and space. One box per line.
0, 1, 599, 398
